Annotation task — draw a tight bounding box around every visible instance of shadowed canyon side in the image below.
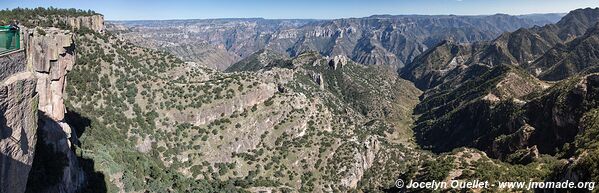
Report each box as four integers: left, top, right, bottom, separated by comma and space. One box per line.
24, 26, 85, 193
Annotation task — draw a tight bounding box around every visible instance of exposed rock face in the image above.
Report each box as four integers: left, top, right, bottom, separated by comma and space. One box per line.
523, 73, 599, 154
312, 73, 324, 89
0, 51, 27, 81
0, 50, 38, 193
491, 124, 536, 159
190, 82, 277, 126
0, 25, 92, 193
329, 55, 348, 70
339, 137, 379, 188
26, 27, 75, 123
57, 15, 104, 33
22, 27, 85, 193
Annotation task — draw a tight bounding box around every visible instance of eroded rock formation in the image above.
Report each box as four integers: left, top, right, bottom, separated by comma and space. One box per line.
24, 27, 86, 193
57, 15, 104, 33
0, 16, 103, 192
0, 51, 38, 193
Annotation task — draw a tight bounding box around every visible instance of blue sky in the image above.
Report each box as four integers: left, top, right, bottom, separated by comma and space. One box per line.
1, 0, 597, 20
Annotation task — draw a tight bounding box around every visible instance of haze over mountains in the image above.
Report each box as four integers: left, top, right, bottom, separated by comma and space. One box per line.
108, 13, 564, 70
1, 5, 599, 193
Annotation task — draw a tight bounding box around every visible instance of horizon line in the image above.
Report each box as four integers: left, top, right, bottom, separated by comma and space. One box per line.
106, 11, 570, 22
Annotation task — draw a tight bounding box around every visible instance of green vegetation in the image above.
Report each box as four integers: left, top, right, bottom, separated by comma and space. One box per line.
66, 26, 249, 192
21, 7, 599, 192
0, 7, 98, 27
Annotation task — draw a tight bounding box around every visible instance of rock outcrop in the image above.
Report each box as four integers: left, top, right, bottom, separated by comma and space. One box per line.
26, 27, 75, 123
339, 137, 379, 188
312, 73, 324, 89
329, 55, 348, 70
57, 15, 104, 33
0, 20, 96, 192
22, 27, 85, 193
0, 51, 38, 193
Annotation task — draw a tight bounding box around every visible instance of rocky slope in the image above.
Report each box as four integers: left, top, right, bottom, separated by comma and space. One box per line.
412, 65, 548, 155
413, 65, 593, 155
531, 22, 599, 80
110, 14, 549, 70
64, 27, 559, 191
65, 26, 429, 191
396, 8, 599, 190
401, 8, 599, 88
225, 49, 290, 72
399, 7, 599, 173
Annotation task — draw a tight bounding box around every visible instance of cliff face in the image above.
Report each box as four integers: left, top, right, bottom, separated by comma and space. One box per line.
27, 28, 75, 122
0, 51, 38, 193
0, 14, 104, 193
58, 15, 104, 33
24, 26, 96, 192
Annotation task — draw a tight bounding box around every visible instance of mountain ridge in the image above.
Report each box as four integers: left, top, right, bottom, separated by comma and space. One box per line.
401, 8, 599, 90
109, 12, 555, 70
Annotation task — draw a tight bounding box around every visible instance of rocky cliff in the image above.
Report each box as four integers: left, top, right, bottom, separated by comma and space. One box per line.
0, 50, 38, 193
0, 13, 104, 193
57, 15, 104, 33
24, 27, 86, 193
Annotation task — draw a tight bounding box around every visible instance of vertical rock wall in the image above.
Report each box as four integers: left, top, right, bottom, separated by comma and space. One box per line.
0, 14, 104, 193
0, 51, 38, 193
24, 27, 85, 193
57, 15, 105, 33
26, 28, 75, 125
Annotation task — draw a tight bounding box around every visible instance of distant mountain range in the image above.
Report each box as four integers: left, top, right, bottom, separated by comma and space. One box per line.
401, 8, 599, 89
108, 13, 564, 70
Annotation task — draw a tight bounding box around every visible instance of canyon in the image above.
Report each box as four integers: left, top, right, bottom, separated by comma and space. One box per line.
108, 13, 563, 70
0, 7, 597, 193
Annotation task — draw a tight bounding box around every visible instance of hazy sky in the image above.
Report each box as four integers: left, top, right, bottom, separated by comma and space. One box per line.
2, 0, 597, 20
